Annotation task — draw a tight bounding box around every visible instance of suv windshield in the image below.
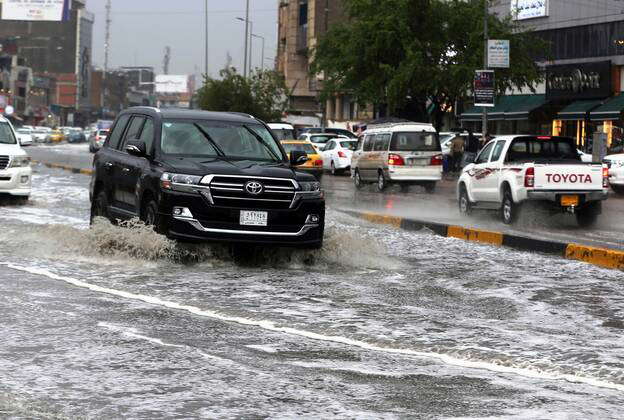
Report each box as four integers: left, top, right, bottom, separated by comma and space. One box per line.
161, 120, 285, 162
390, 132, 440, 152
0, 123, 17, 145
508, 136, 580, 162
309, 135, 337, 144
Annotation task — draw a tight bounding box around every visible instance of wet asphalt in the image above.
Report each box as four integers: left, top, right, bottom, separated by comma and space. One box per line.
0, 144, 621, 418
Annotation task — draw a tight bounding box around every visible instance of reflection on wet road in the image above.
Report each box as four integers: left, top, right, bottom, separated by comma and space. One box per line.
0, 163, 623, 418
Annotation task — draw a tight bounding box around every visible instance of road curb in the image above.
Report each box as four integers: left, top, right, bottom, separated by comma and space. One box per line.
340, 210, 622, 271
33, 160, 93, 176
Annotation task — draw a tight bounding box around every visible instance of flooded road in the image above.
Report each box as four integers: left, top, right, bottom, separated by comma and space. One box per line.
1, 160, 624, 418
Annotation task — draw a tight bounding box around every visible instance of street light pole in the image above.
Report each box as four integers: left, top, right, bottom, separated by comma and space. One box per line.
248, 21, 254, 73
205, 0, 209, 77
244, 0, 250, 77
482, 0, 489, 140
251, 33, 265, 71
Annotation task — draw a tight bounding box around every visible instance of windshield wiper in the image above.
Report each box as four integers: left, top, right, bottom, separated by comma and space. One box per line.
193, 123, 226, 157
242, 125, 282, 162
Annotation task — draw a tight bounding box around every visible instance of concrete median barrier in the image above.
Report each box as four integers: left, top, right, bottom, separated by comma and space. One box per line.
341, 209, 624, 271
33, 160, 93, 176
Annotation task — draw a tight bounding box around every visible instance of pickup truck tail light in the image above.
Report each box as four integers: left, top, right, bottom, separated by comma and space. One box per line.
603, 166, 609, 188
430, 155, 443, 166
388, 154, 404, 166
524, 167, 535, 188
337, 151, 347, 158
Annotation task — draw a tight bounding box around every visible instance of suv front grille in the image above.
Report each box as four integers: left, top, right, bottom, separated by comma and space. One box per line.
208, 175, 296, 210
0, 156, 9, 170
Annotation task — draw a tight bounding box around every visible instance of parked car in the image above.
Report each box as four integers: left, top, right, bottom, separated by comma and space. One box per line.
0, 116, 32, 203
67, 130, 87, 143
90, 107, 325, 249
32, 127, 51, 143
298, 127, 357, 139
351, 122, 443, 192
268, 123, 297, 140
439, 132, 483, 156
89, 129, 109, 152
320, 138, 358, 175
298, 132, 348, 152
458, 135, 608, 226
47, 130, 65, 143
280, 140, 324, 180
603, 152, 624, 194
15, 128, 34, 147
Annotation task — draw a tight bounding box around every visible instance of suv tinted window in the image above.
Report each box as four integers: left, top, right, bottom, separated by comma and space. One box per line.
106, 115, 130, 149
121, 116, 145, 149
363, 135, 374, 152
0, 122, 17, 144
139, 118, 154, 154
390, 132, 440, 151
373, 134, 390, 151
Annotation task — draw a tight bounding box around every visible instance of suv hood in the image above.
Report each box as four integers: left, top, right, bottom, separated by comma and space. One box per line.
160, 157, 316, 181
0, 143, 26, 155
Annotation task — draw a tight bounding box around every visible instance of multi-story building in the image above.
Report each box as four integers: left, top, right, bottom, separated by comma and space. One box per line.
0, 0, 94, 126
276, 0, 372, 129
462, 0, 624, 148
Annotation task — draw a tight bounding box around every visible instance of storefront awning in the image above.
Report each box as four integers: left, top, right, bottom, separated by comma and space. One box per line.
589, 95, 624, 121
556, 99, 603, 121
460, 94, 547, 121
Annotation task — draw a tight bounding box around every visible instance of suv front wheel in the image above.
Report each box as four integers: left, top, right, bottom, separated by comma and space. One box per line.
142, 199, 166, 234
90, 191, 110, 225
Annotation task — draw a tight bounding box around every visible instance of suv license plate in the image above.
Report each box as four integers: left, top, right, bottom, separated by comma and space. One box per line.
561, 195, 579, 206
240, 210, 268, 226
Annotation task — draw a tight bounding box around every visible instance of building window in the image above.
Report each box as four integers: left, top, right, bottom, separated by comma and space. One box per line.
298, 1, 308, 26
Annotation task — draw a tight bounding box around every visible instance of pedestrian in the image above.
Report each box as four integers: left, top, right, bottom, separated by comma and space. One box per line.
461, 130, 479, 168
450, 134, 465, 173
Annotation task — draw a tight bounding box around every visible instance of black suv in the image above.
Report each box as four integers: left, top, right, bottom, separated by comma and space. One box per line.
90, 108, 325, 248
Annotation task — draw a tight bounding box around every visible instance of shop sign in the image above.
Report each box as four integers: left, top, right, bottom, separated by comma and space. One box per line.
474, 70, 495, 107
488, 40, 510, 68
546, 61, 611, 100
511, 0, 548, 21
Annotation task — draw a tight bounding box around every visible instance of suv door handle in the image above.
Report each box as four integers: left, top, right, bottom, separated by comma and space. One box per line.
122, 167, 131, 173
104, 162, 113, 169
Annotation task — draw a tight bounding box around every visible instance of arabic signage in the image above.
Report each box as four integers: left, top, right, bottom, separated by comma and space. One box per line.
155, 75, 189, 94
474, 70, 495, 107
488, 40, 510, 68
546, 61, 612, 100
511, 0, 548, 21
1, 0, 68, 21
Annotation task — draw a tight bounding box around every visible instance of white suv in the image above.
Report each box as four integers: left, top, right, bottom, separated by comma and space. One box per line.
0, 116, 32, 202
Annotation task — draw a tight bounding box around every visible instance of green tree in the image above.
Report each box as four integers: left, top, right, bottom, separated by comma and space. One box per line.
311, 0, 548, 129
197, 67, 289, 122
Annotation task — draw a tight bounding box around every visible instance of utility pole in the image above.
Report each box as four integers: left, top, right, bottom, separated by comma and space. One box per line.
104, 0, 111, 77
482, 0, 489, 139
243, 0, 250, 77
205, 0, 209, 77
163, 46, 171, 75
252, 34, 265, 71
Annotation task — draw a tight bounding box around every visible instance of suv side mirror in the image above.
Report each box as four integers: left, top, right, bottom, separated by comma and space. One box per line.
290, 150, 309, 166
126, 140, 147, 157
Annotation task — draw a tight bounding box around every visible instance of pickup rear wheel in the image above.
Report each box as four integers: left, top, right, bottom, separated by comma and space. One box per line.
458, 185, 472, 216
576, 201, 601, 228
501, 189, 520, 225
611, 185, 624, 195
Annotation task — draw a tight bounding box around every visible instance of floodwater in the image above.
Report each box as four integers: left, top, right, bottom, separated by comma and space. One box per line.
0, 164, 623, 418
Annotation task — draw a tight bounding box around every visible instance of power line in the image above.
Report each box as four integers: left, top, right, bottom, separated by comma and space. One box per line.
111, 8, 276, 16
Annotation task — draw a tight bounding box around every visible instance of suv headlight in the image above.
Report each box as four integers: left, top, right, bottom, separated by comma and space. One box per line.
160, 172, 203, 190
299, 181, 321, 192
9, 156, 31, 168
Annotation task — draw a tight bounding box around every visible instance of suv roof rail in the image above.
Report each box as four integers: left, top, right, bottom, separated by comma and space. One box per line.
226, 112, 256, 119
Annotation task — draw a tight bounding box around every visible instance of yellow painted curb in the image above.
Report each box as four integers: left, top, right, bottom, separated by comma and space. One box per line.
80, 168, 93, 175
565, 244, 624, 270
361, 212, 402, 228
447, 226, 504, 246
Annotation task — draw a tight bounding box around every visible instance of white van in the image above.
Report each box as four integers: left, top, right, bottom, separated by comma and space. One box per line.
267, 123, 296, 141
351, 122, 442, 192
0, 116, 32, 202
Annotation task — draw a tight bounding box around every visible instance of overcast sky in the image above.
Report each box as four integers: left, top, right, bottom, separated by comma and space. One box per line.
88, 0, 278, 79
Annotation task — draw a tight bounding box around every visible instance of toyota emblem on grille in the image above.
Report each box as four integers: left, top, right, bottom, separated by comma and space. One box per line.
245, 181, 264, 195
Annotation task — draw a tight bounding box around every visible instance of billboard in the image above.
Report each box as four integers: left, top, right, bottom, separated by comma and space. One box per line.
511, 0, 548, 21
546, 61, 611, 101
1, 0, 68, 21
488, 40, 510, 68
474, 70, 495, 107
155, 75, 189, 94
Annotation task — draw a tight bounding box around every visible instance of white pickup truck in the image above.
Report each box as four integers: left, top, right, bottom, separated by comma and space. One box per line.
458, 135, 608, 227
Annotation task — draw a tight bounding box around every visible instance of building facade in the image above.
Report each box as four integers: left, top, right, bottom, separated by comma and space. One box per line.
276, 0, 372, 129
0, 0, 94, 126
462, 0, 624, 149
